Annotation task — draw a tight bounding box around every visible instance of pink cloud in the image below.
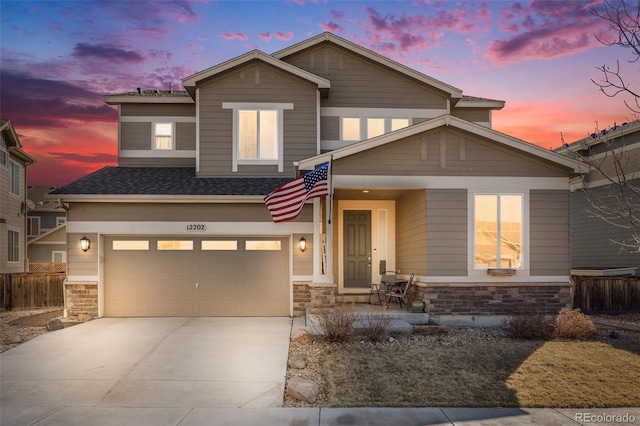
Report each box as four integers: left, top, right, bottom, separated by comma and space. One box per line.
329, 9, 344, 20
292, 0, 304, 4
221, 32, 248, 41
275, 31, 294, 41
319, 21, 346, 34
259, 32, 272, 41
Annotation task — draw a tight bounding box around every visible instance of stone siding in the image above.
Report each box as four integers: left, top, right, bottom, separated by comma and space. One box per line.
64, 282, 98, 321
412, 282, 573, 316
293, 281, 311, 317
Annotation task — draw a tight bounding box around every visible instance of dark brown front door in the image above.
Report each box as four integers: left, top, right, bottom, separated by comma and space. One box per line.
343, 210, 372, 289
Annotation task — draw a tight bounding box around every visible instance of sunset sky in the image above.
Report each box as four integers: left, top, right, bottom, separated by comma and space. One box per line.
1, 0, 638, 187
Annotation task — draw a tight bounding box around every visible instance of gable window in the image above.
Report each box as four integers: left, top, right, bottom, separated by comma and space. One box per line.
8, 230, 19, 262
9, 161, 20, 195
153, 122, 174, 150
223, 102, 293, 172
340, 117, 412, 142
27, 217, 40, 237
342, 118, 361, 141
474, 194, 523, 269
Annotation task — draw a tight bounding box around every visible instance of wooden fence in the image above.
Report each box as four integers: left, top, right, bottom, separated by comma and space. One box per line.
573, 275, 640, 313
0, 272, 65, 310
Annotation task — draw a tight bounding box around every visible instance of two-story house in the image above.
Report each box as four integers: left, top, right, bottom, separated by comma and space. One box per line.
51, 33, 581, 322
1, 119, 36, 273
556, 119, 640, 275
27, 185, 67, 272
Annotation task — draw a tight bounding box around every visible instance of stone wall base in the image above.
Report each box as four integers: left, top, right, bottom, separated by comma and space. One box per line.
293, 282, 335, 316
410, 282, 573, 316
64, 281, 98, 321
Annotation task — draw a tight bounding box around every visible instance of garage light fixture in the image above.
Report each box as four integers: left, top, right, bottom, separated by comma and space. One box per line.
299, 237, 306, 252
80, 235, 91, 252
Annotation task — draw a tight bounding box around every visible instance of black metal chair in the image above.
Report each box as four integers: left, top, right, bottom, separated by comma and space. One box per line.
386, 273, 415, 309
368, 271, 396, 304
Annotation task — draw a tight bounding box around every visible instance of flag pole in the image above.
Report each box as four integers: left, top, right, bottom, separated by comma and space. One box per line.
328, 155, 333, 225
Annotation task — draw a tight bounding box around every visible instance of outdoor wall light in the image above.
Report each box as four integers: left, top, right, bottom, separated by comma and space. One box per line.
80, 236, 91, 252
299, 236, 306, 252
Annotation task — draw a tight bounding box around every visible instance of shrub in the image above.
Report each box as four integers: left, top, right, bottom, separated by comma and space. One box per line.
504, 313, 554, 340
553, 308, 595, 340
359, 313, 393, 343
315, 304, 358, 343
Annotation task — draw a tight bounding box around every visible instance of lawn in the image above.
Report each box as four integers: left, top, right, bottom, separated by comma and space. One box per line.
285, 324, 640, 408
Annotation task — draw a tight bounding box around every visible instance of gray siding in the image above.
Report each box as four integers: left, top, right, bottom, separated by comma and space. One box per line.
283, 43, 449, 109
293, 233, 313, 275
396, 190, 427, 275
197, 61, 318, 176
333, 128, 571, 177
570, 182, 640, 270
28, 243, 66, 263
321, 116, 339, 141
426, 189, 468, 276
68, 202, 312, 223
121, 122, 151, 150
121, 104, 195, 117
530, 190, 571, 276
67, 232, 98, 276
451, 108, 490, 123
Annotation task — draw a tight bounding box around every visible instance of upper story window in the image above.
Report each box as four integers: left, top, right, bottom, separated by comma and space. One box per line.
153, 122, 174, 150
9, 161, 20, 195
8, 229, 19, 263
27, 217, 40, 237
0, 149, 6, 166
223, 102, 294, 172
474, 194, 523, 269
341, 117, 411, 142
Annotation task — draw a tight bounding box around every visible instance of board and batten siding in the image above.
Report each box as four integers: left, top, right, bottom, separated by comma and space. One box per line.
425, 189, 468, 276
570, 182, 640, 270
282, 44, 449, 110
68, 202, 312, 223
332, 128, 571, 178
396, 190, 427, 275
529, 190, 570, 276
197, 61, 318, 177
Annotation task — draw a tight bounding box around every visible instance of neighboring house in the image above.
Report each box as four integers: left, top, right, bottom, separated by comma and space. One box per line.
556, 119, 640, 275
26, 185, 67, 272
51, 33, 581, 321
0, 119, 36, 273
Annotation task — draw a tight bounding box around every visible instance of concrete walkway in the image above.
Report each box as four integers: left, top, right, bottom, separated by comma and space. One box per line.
2, 317, 638, 425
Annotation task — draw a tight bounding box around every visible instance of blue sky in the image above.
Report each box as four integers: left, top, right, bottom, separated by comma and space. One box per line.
1, 0, 638, 186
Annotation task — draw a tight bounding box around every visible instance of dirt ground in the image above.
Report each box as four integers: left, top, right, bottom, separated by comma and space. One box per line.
0, 308, 78, 353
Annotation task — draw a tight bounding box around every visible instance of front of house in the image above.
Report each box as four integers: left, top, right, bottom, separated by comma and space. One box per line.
51, 33, 580, 321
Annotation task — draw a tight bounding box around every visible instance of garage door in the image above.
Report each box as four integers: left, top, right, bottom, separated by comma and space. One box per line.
104, 236, 289, 317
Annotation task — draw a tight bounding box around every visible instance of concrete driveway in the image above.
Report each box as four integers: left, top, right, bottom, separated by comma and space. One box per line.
0, 317, 292, 425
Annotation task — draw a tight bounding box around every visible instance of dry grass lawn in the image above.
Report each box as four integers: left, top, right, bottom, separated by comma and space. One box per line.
318, 335, 640, 408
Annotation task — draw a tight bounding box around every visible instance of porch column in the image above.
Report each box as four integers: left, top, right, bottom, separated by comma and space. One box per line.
312, 198, 334, 283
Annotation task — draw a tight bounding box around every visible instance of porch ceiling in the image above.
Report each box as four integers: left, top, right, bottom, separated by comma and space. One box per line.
334, 188, 420, 200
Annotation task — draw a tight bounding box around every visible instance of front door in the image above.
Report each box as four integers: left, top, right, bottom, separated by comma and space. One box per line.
343, 210, 371, 289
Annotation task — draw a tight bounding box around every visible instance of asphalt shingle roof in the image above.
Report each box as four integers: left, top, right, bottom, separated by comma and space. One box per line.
50, 167, 292, 196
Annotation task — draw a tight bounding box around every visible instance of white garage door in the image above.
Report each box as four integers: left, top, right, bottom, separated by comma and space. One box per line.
104, 236, 289, 317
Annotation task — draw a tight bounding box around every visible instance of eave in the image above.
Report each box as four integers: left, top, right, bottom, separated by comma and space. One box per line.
50, 194, 269, 203
104, 95, 195, 105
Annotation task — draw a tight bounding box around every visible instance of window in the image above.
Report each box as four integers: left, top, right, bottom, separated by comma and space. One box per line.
0, 150, 6, 166
8, 230, 19, 262
245, 240, 281, 251
223, 102, 292, 172
342, 118, 361, 141
239, 110, 277, 160
341, 117, 412, 142
154, 122, 174, 150
27, 217, 40, 237
202, 240, 238, 251
9, 161, 20, 195
391, 118, 410, 131
474, 194, 523, 269
157, 240, 193, 250
367, 118, 385, 139
56, 217, 66, 226
112, 240, 149, 250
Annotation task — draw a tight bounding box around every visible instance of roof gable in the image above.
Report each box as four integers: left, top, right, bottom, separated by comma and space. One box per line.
297, 115, 582, 174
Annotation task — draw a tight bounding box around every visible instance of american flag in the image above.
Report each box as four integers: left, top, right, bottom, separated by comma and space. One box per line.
264, 162, 329, 223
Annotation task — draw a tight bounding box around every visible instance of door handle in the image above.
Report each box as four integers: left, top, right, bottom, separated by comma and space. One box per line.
195, 282, 199, 289
367, 253, 371, 266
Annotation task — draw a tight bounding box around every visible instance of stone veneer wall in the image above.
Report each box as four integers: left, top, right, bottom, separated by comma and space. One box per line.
64, 282, 98, 321
293, 282, 336, 316
409, 281, 573, 316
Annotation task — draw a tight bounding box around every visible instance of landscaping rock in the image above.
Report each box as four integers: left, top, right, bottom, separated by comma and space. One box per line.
413, 325, 449, 335
287, 376, 319, 403
288, 354, 307, 369
4, 333, 23, 344
291, 329, 314, 344
46, 319, 64, 331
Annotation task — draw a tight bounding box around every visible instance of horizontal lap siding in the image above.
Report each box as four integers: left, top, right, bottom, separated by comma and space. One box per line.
396, 191, 427, 275
426, 189, 467, 276
28, 244, 66, 263
198, 62, 317, 176
451, 108, 490, 123
332, 128, 570, 177
530, 190, 570, 275
283, 44, 448, 109
571, 183, 640, 270
121, 123, 151, 150
69, 202, 312, 223
121, 104, 195, 116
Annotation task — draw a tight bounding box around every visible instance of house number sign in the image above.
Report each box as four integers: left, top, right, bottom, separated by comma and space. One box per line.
186, 224, 206, 232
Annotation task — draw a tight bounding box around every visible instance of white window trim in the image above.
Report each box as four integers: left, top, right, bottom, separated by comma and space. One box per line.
153, 122, 175, 150
468, 190, 529, 278
340, 117, 413, 143
52, 250, 67, 263
222, 102, 293, 172
7, 228, 20, 263
9, 160, 20, 195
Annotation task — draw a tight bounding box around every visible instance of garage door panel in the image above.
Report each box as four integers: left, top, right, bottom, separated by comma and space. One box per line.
105, 236, 289, 317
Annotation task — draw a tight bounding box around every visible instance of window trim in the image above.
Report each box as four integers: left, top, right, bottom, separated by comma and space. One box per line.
222, 102, 293, 172
340, 117, 412, 143
27, 216, 40, 237
153, 122, 175, 150
9, 160, 20, 195
7, 229, 20, 263
469, 191, 528, 275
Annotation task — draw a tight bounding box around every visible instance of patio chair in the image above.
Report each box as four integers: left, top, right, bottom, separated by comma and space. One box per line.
368, 271, 396, 304
386, 273, 415, 309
